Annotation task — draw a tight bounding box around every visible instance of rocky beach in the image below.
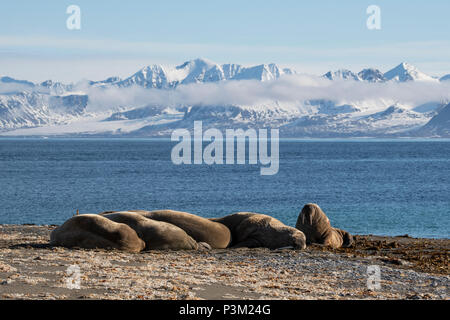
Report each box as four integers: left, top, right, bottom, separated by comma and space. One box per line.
0, 224, 448, 300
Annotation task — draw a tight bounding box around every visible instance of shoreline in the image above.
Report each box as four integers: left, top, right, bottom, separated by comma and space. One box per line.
0, 224, 448, 300
1, 137, 450, 141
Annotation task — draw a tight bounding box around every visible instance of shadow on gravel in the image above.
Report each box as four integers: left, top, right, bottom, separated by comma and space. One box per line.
8, 243, 54, 250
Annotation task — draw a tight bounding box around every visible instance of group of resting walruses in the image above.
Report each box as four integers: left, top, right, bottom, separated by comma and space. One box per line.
50, 204, 353, 252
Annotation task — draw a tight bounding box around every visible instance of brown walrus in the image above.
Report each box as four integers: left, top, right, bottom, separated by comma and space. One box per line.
127, 210, 231, 249
210, 212, 306, 250
295, 203, 353, 248
101, 211, 198, 250
50, 214, 145, 252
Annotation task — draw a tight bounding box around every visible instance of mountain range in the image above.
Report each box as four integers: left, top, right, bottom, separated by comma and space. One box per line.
0, 59, 449, 138
323, 62, 440, 83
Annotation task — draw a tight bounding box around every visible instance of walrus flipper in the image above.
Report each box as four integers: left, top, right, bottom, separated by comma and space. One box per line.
335, 228, 354, 247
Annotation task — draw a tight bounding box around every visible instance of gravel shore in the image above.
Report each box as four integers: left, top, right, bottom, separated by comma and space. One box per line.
0, 224, 448, 300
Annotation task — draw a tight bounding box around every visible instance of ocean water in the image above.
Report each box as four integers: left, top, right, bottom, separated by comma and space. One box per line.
0, 138, 448, 239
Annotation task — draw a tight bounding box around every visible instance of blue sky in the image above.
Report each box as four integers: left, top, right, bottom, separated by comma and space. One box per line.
1, 0, 449, 82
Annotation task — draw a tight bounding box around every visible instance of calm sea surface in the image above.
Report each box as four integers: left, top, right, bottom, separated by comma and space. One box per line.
0, 138, 448, 239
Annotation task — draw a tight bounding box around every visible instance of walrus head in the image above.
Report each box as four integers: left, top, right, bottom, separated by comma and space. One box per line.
299, 204, 331, 227
296, 204, 354, 248
296, 203, 332, 243
291, 230, 307, 250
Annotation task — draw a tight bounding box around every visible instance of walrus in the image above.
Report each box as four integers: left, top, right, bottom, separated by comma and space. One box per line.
210, 212, 306, 250
295, 203, 353, 248
127, 210, 231, 249
50, 214, 145, 252
101, 211, 198, 250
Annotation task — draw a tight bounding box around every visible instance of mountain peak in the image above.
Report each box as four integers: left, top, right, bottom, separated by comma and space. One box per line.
0, 76, 35, 87
400, 62, 413, 69
176, 58, 218, 70
358, 68, 386, 82
323, 69, 360, 81
384, 62, 437, 82
113, 59, 293, 88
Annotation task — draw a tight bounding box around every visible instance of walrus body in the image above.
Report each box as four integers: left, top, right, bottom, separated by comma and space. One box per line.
131, 210, 231, 249
50, 214, 145, 252
102, 212, 198, 250
211, 212, 306, 250
295, 203, 353, 248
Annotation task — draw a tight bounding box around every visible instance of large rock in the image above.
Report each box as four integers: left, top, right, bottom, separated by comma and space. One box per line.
211, 212, 306, 249
295, 203, 353, 248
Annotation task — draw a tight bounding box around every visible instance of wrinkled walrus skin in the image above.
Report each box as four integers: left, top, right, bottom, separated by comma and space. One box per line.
211, 212, 306, 250
295, 203, 353, 249
50, 214, 145, 252
129, 210, 231, 249
102, 212, 198, 250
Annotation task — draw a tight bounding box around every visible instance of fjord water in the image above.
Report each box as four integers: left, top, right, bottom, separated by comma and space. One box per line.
0, 139, 448, 239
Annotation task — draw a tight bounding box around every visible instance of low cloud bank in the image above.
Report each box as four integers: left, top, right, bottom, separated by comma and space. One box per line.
83, 75, 450, 112
2, 74, 450, 111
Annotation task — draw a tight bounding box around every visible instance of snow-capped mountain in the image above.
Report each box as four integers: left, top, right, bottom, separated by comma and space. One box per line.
0, 76, 35, 88
279, 104, 429, 138
0, 91, 50, 130
229, 63, 294, 81
89, 77, 122, 88
384, 62, 438, 82
0, 91, 88, 130
323, 69, 360, 81
40, 80, 71, 95
116, 58, 294, 89
415, 103, 450, 137
0, 59, 448, 138
117, 64, 169, 88
358, 68, 386, 82
440, 74, 450, 82
322, 63, 438, 83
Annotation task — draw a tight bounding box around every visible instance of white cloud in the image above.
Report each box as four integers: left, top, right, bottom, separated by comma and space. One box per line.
79, 75, 450, 112
3, 72, 449, 113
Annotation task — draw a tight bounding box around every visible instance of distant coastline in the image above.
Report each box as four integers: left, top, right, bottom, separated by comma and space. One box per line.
1, 136, 450, 141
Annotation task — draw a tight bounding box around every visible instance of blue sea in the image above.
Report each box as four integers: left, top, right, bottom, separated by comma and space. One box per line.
0, 138, 448, 239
